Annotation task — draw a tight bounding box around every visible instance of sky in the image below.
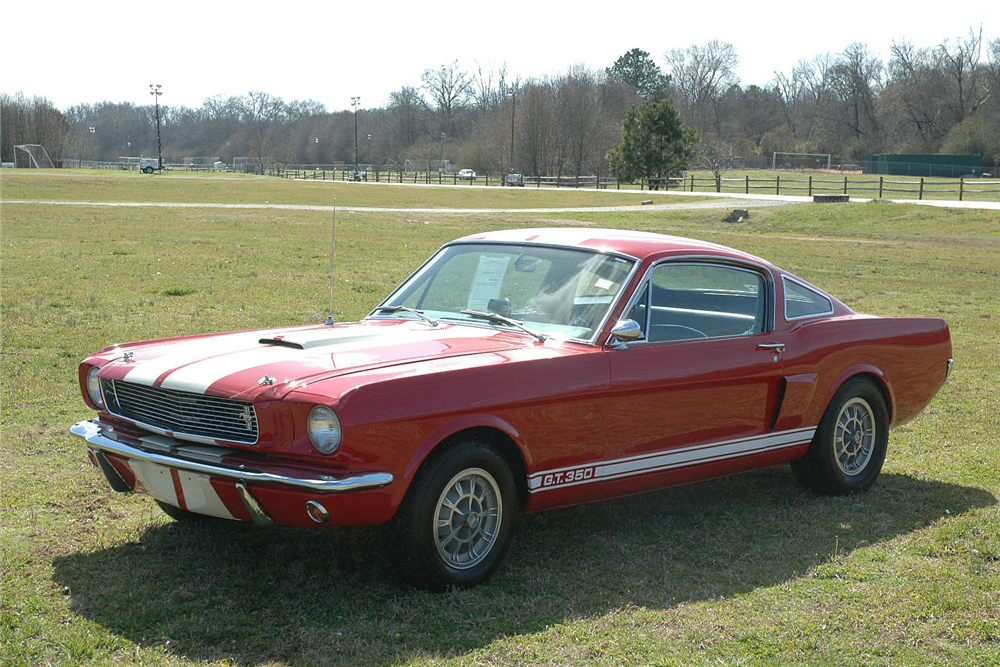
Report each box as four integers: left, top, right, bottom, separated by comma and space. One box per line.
4, 0, 997, 112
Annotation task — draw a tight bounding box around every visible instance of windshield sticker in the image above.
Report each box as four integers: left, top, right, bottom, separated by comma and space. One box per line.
467, 255, 511, 311
594, 278, 614, 290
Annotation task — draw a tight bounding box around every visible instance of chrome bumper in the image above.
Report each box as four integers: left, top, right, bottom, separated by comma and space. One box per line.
70, 420, 393, 494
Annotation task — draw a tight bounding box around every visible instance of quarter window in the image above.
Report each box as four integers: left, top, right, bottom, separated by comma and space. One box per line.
640, 263, 766, 342
783, 276, 833, 320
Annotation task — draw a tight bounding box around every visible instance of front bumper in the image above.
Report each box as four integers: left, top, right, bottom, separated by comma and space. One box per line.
71, 419, 395, 526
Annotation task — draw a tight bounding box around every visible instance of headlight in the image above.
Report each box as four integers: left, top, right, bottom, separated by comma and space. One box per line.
308, 405, 342, 454
87, 366, 105, 409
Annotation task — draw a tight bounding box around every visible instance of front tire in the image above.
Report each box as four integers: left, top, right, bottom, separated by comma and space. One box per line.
392, 440, 517, 590
791, 377, 889, 495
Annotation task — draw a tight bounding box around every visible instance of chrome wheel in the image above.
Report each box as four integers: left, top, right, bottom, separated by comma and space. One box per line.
834, 397, 876, 476
433, 467, 503, 570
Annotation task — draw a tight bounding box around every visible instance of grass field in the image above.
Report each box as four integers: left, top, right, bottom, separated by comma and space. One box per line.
0, 170, 704, 209
2, 172, 999, 666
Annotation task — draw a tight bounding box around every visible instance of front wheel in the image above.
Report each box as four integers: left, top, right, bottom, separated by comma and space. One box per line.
392, 440, 517, 590
791, 377, 889, 495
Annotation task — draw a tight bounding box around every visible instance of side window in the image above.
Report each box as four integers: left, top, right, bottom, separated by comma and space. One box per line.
646, 263, 766, 342
783, 276, 833, 320
624, 282, 649, 339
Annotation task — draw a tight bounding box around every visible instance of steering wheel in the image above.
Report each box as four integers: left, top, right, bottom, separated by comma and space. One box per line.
569, 316, 591, 328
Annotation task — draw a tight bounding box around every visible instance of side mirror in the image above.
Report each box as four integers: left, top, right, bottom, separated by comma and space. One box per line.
608, 319, 642, 348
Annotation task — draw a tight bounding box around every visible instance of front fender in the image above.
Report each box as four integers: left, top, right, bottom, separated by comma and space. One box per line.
403, 413, 531, 484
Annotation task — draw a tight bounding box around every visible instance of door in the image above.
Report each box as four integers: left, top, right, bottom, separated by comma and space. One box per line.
603, 261, 794, 495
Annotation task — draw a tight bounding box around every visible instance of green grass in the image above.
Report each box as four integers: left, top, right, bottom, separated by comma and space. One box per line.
0, 170, 704, 209
682, 169, 1000, 203
2, 173, 999, 666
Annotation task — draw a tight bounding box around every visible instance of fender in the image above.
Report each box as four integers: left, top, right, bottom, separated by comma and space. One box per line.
815, 363, 894, 426
403, 413, 532, 485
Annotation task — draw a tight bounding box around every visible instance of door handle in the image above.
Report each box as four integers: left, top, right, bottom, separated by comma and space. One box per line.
757, 343, 785, 353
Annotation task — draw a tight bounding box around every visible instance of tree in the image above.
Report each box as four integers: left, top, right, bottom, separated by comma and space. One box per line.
607, 48, 670, 100
665, 41, 739, 137
606, 100, 698, 187
421, 61, 472, 135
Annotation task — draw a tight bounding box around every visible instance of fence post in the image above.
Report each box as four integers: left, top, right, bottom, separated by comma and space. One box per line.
776, 174, 780, 195
879, 176, 883, 198
690, 173, 695, 191
919, 177, 924, 200
808, 176, 812, 196
746, 175, 749, 194
617, 179, 620, 190
716, 175, 721, 193
843, 176, 848, 195
959, 177, 964, 201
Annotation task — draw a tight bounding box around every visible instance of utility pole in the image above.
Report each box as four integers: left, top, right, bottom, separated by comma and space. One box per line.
149, 84, 163, 170
351, 96, 361, 170
509, 87, 517, 173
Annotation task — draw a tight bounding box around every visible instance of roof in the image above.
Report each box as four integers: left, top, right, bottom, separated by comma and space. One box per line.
452, 228, 766, 264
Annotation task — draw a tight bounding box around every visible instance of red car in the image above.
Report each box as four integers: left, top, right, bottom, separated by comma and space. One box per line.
72, 228, 952, 589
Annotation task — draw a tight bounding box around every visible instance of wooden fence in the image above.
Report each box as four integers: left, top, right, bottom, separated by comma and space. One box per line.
265, 169, 1000, 202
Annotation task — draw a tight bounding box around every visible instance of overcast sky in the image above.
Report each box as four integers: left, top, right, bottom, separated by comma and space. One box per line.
4, 0, 997, 111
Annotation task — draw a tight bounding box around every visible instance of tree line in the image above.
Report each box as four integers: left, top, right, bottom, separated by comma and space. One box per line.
2, 28, 998, 173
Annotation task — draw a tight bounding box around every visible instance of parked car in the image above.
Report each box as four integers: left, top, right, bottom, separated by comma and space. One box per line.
72, 228, 952, 589
458, 169, 476, 180
139, 158, 159, 174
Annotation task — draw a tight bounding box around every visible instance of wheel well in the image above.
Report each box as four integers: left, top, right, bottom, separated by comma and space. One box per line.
433, 426, 529, 508
841, 372, 892, 422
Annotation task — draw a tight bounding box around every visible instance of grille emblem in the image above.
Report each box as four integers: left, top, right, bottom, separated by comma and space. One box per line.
241, 406, 255, 430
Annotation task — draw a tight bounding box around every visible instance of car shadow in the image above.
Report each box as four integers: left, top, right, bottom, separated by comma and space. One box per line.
52, 468, 995, 666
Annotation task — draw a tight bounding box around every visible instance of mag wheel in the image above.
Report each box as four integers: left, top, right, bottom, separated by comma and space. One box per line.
791, 377, 889, 495
393, 440, 517, 590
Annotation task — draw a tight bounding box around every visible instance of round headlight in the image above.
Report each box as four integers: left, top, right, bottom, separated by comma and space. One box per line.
87, 366, 105, 409
308, 405, 342, 455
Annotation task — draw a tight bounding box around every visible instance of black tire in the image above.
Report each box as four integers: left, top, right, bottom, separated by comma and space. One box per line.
156, 499, 217, 523
791, 376, 889, 495
391, 440, 518, 591
142, 166, 154, 174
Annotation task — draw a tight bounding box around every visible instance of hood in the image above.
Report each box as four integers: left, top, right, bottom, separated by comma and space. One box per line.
98, 320, 534, 400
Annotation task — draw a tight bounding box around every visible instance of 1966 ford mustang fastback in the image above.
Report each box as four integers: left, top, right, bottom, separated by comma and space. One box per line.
72, 228, 952, 589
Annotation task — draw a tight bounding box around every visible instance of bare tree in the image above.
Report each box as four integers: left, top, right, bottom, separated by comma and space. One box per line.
234, 91, 286, 171
422, 61, 472, 135
665, 40, 739, 137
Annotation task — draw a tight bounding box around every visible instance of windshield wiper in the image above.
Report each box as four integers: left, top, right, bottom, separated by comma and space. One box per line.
374, 305, 439, 327
459, 309, 547, 343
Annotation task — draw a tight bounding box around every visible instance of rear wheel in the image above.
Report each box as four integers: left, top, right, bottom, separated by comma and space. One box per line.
791, 377, 889, 495
392, 440, 517, 590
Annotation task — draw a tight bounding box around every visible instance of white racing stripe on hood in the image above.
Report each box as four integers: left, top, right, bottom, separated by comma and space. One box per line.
123, 330, 285, 386
158, 346, 304, 393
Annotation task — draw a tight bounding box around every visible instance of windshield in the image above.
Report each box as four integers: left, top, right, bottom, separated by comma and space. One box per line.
371, 243, 636, 341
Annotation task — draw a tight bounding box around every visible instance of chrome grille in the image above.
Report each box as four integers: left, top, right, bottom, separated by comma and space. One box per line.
102, 379, 258, 444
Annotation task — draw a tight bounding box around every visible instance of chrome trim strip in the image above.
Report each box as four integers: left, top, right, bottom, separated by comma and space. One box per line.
368, 241, 641, 347
610, 256, 776, 346
235, 482, 276, 526
781, 275, 835, 321
71, 420, 393, 494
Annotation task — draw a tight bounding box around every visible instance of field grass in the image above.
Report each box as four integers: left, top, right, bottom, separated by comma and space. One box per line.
0, 170, 703, 209
1, 172, 999, 667
682, 169, 1000, 203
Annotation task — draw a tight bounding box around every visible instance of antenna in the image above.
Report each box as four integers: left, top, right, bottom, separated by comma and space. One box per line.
325, 201, 336, 325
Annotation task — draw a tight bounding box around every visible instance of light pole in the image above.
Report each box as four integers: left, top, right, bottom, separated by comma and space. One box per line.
366, 133, 372, 165
88, 126, 95, 164
351, 96, 361, 170
509, 87, 518, 173
440, 132, 446, 167
149, 84, 163, 171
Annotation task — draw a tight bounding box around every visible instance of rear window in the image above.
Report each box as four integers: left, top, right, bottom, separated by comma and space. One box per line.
783, 276, 833, 319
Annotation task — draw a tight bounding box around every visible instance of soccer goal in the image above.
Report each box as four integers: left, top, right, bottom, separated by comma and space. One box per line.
14, 144, 55, 168
772, 152, 832, 171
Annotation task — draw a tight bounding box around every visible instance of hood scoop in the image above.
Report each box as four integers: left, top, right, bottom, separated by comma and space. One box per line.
258, 329, 398, 351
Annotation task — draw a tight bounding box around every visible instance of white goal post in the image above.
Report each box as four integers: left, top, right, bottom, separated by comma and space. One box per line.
14, 144, 55, 169
772, 152, 832, 170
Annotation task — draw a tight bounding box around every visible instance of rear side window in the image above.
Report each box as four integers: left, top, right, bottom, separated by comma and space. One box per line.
783, 276, 833, 320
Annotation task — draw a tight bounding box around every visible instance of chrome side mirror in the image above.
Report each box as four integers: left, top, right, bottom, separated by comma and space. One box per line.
608, 319, 642, 349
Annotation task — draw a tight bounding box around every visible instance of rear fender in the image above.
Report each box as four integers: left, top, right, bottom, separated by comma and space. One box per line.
814, 364, 893, 425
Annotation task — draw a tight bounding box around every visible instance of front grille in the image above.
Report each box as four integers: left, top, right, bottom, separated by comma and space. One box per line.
102, 379, 258, 444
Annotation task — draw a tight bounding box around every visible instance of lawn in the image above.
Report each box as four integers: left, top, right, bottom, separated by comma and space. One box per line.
1, 173, 998, 666
0, 170, 703, 209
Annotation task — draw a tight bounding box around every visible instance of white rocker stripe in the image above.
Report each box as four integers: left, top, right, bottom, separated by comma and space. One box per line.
527, 426, 816, 493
